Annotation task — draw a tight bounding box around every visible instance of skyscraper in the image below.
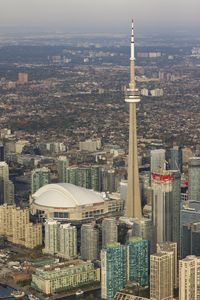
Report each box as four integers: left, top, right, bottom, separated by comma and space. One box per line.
101, 243, 127, 300
169, 146, 182, 172
44, 220, 60, 255
179, 255, 200, 300
0, 143, 4, 161
127, 237, 149, 287
188, 157, 200, 201
181, 222, 200, 258
152, 170, 181, 248
125, 21, 142, 219
0, 161, 14, 205
150, 252, 173, 300
57, 156, 69, 182
58, 223, 77, 259
81, 224, 99, 261
132, 218, 155, 253
31, 167, 51, 194
157, 242, 178, 289
102, 218, 118, 249
150, 149, 166, 173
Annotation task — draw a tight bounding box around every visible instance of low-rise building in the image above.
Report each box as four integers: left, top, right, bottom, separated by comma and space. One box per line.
31, 260, 100, 295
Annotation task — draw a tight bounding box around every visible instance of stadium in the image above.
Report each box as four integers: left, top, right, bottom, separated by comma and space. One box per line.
30, 183, 124, 222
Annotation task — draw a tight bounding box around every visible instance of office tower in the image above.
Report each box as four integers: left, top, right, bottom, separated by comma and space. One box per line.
125, 21, 142, 219
25, 223, 42, 249
127, 237, 149, 286
188, 157, 200, 201
57, 156, 69, 182
31, 167, 51, 194
81, 224, 99, 261
180, 201, 200, 257
0, 161, 14, 205
182, 222, 200, 258
179, 255, 200, 300
59, 224, 77, 259
169, 146, 182, 172
150, 252, 173, 300
0, 143, 4, 161
18, 72, 28, 84
152, 170, 181, 247
132, 218, 155, 253
44, 220, 60, 255
150, 149, 166, 173
101, 243, 127, 300
12, 207, 29, 245
157, 242, 178, 289
102, 218, 118, 248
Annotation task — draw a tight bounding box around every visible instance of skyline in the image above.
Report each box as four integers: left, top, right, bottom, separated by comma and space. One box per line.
0, 0, 199, 34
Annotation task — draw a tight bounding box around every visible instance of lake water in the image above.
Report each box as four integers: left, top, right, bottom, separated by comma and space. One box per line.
0, 284, 101, 300
0, 283, 28, 299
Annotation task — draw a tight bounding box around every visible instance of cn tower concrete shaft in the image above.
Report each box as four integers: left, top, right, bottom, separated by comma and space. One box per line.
125, 22, 142, 219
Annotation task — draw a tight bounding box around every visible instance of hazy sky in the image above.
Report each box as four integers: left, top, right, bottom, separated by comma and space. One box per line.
0, 0, 199, 33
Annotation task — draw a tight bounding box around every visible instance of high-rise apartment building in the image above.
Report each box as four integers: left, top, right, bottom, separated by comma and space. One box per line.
101, 243, 127, 300
152, 170, 181, 248
102, 218, 118, 248
58, 224, 77, 259
25, 223, 42, 249
188, 157, 200, 201
125, 21, 142, 219
150, 252, 173, 300
0, 204, 42, 248
150, 149, 166, 173
179, 255, 200, 300
157, 242, 178, 289
44, 221, 77, 259
31, 167, 51, 194
0, 162, 14, 205
12, 207, 29, 245
81, 224, 99, 261
127, 237, 149, 287
57, 156, 69, 182
66, 165, 102, 191
0, 204, 15, 238
44, 220, 60, 255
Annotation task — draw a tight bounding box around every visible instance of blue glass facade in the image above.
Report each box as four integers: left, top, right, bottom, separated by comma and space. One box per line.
127, 237, 149, 286
101, 243, 127, 300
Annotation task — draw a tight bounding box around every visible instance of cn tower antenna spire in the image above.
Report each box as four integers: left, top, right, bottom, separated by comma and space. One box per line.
125, 20, 142, 219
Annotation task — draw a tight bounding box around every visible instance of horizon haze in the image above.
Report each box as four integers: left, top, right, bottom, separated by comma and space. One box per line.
0, 0, 199, 34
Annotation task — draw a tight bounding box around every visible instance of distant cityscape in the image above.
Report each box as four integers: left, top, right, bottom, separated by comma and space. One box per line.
0, 19, 200, 300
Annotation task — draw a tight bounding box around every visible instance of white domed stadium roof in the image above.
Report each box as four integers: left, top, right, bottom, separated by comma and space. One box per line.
32, 183, 104, 208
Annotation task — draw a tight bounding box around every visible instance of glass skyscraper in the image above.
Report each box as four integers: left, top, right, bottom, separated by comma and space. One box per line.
101, 243, 127, 300
188, 157, 200, 201
127, 237, 149, 287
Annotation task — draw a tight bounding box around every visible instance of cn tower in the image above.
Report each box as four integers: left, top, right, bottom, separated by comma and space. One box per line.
125, 20, 142, 219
